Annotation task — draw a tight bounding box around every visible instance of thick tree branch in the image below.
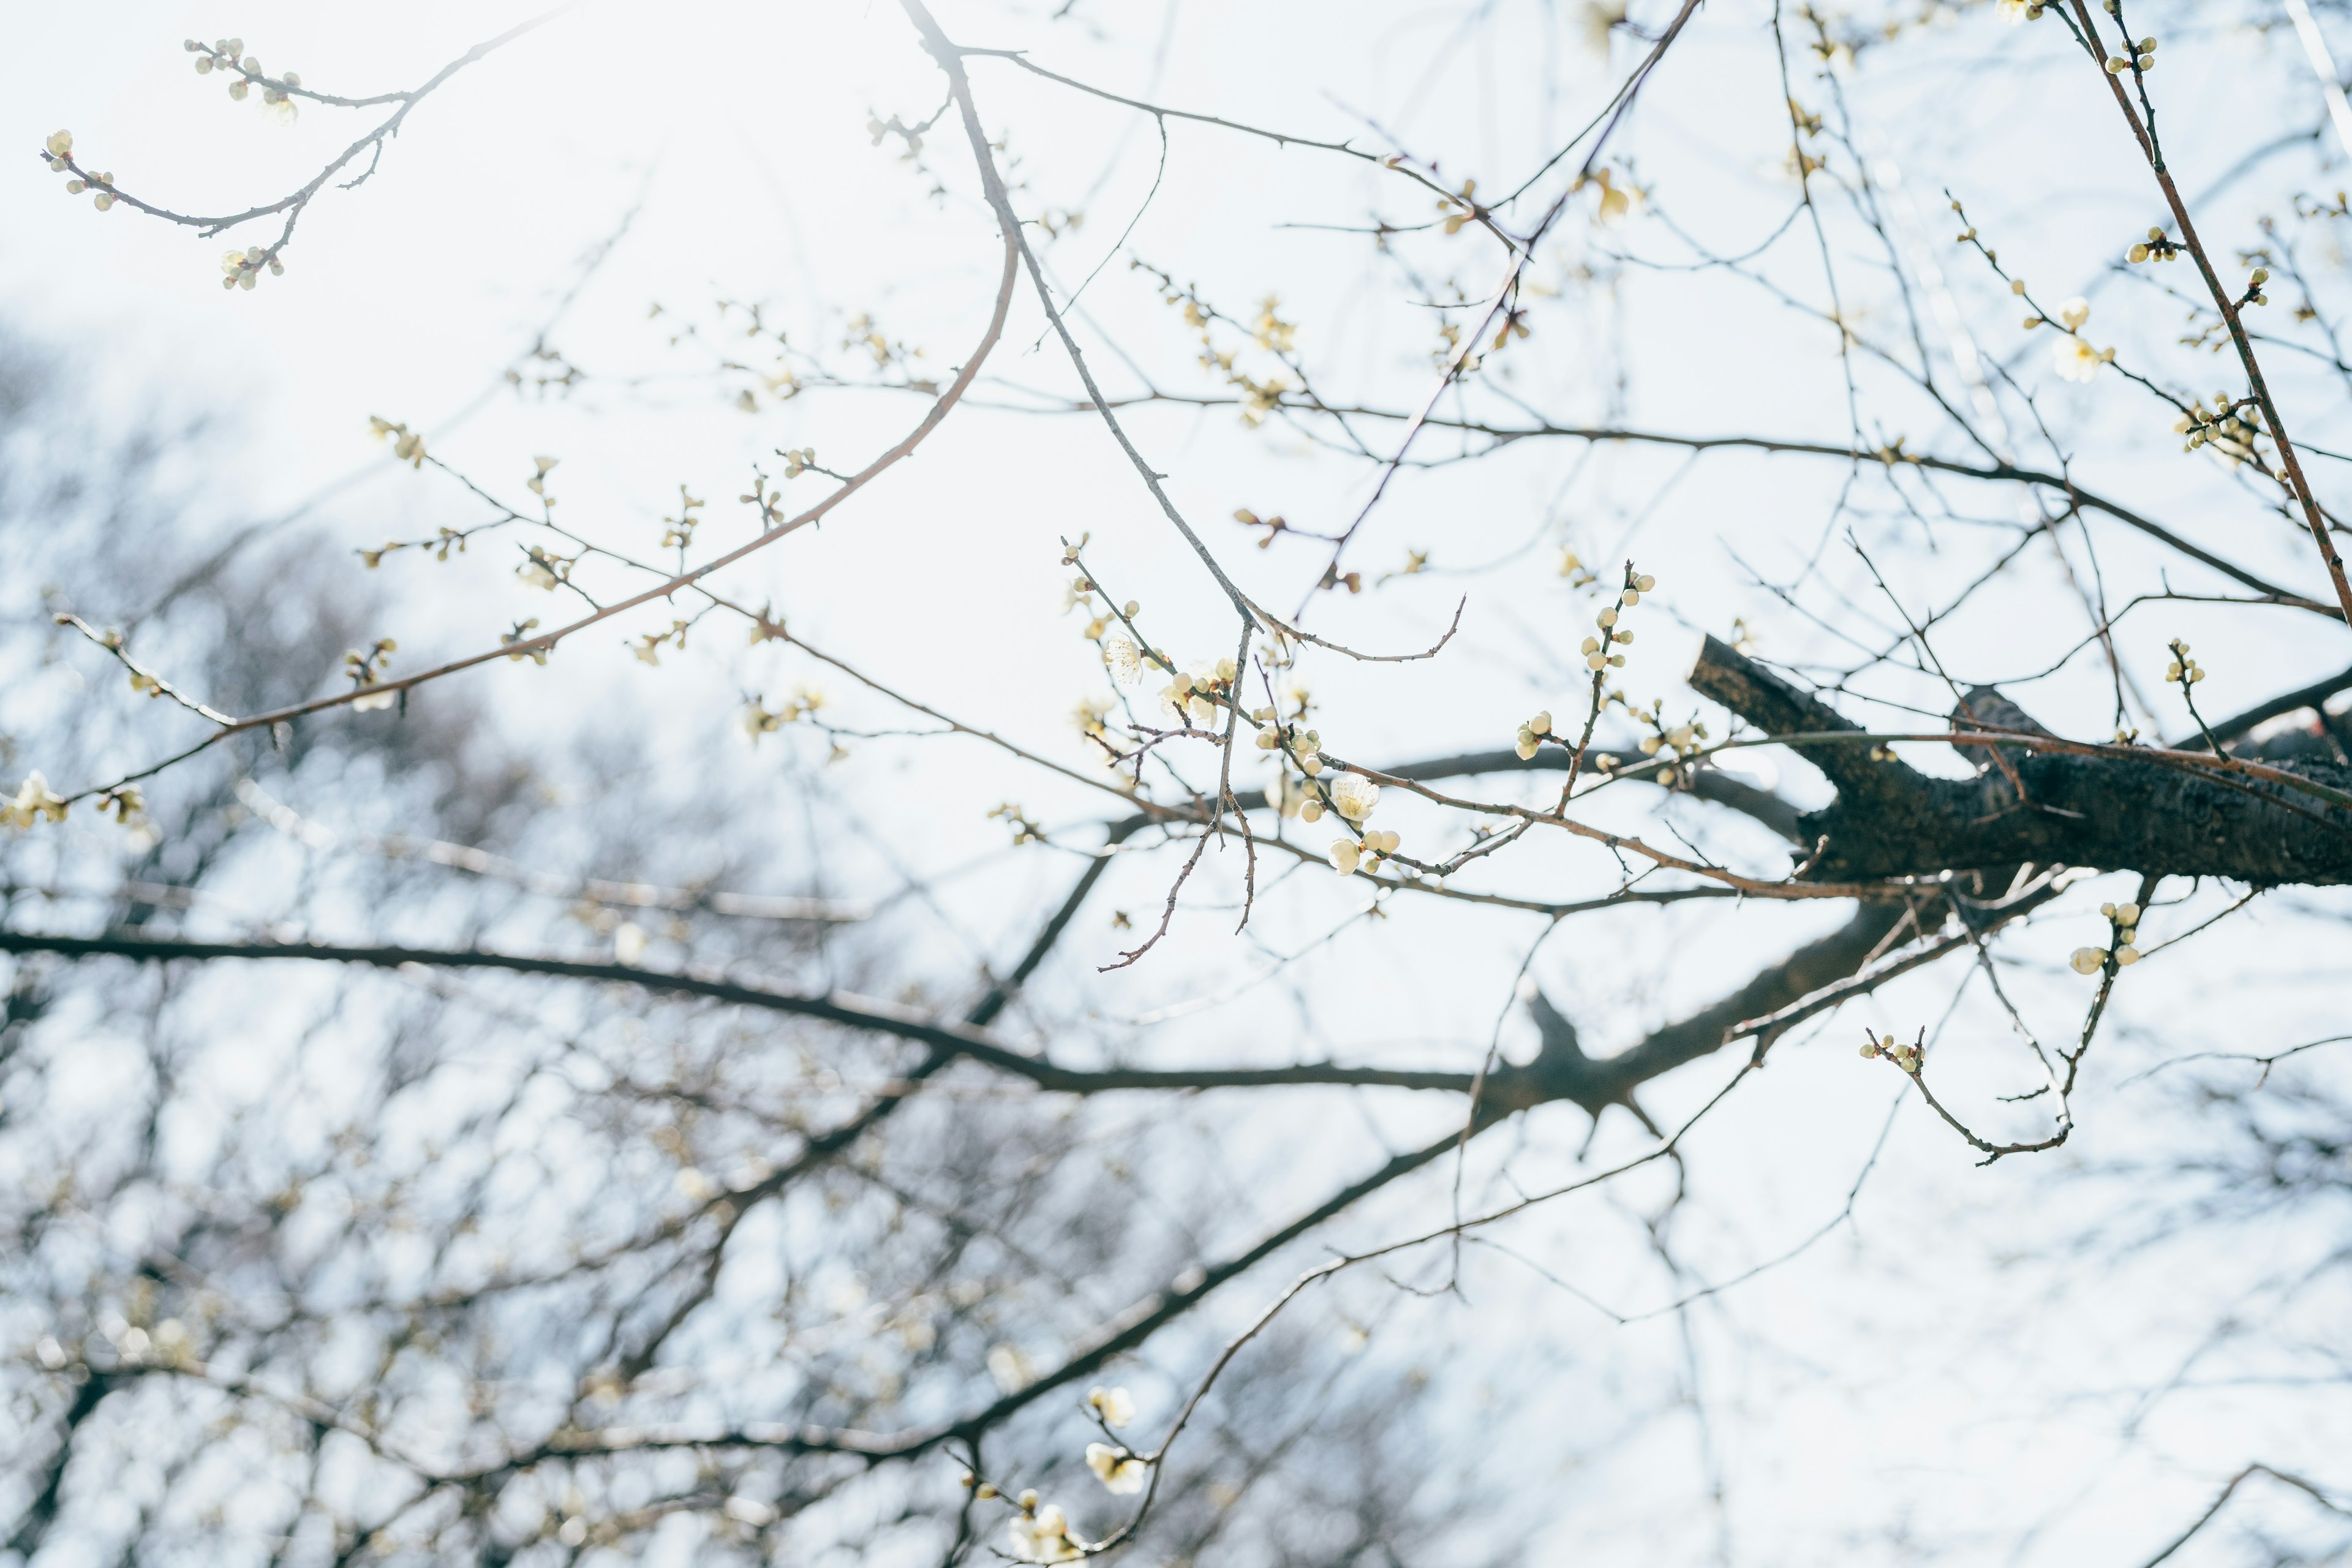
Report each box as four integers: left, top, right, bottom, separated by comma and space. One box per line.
1689, 637, 2352, 883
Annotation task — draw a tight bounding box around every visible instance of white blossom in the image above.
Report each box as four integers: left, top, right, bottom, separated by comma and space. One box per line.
1087, 1385, 1136, 1427
2054, 336, 2110, 383
987, 1343, 1033, 1393
1086, 1442, 1148, 1494
1007, 1504, 1080, 1564
4, 772, 68, 829
1327, 773, 1380, 822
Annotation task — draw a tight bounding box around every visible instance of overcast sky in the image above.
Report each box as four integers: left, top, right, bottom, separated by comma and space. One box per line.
12, 2, 2352, 1561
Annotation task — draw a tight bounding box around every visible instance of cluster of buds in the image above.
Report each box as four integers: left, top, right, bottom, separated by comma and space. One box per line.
1638, 717, 1709, 761
2025, 296, 2093, 333
2241, 265, 2272, 307
1234, 507, 1294, 549
1255, 715, 1320, 759
186, 39, 302, 115
369, 417, 428, 467
740, 687, 827, 742
1556, 547, 1597, 587
97, 784, 146, 824
344, 638, 399, 712
528, 454, 560, 500
221, 246, 284, 291
2070, 900, 2144, 973
1514, 710, 1553, 761
1327, 827, 1401, 876
516, 546, 571, 592
737, 470, 788, 528
1324, 774, 1399, 874
864, 113, 925, 157
1438, 178, 1481, 235
1072, 693, 1114, 743
2103, 33, 2157, 73
1583, 167, 1633, 224
1860, 1031, 1925, 1074
4, 772, 69, 829
1252, 295, 1298, 353
1004, 1492, 1081, 1565
779, 445, 818, 478
1160, 660, 1236, 728
501, 619, 549, 665
986, 801, 1049, 846
44, 131, 119, 211
2126, 226, 2183, 265
2174, 398, 2259, 461
1253, 712, 1332, 816
1580, 568, 1653, 673
661, 484, 706, 549
630, 619, 694, 667
2163, 638, 2205, 685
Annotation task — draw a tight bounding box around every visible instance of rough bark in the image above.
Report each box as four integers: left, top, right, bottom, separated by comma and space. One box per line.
1688, 636, 2352, 885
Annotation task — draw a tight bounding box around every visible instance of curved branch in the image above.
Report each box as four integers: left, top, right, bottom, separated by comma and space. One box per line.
59, 205, 1023, 804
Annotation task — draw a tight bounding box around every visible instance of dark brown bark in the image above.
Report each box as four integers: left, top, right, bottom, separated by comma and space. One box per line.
1688, 637, 2352, 885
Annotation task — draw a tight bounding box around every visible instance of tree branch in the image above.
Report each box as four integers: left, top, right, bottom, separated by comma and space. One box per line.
1689, 637, 2352, 883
